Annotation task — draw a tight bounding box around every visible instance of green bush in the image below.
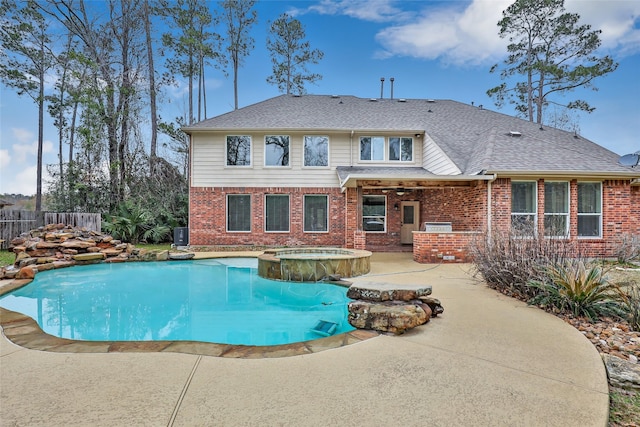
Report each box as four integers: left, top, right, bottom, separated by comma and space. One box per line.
102, 201, 170, 244
528, 261, 626, 321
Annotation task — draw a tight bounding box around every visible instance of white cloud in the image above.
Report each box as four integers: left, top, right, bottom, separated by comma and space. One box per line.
12, 128, 34, 143
12, 139, 54, 163
566, 0, 640, 57
0, 149, 10, 168
370, 0, 639, 64
291, 0, 412, 22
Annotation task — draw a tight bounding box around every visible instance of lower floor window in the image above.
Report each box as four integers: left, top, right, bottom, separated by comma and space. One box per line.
577, 182, 602, 237
544, 182, 569, 237
363, 195, 386, 232
227, 194, 251, 232
304, 195, 328, 232
265, 194, 290, 232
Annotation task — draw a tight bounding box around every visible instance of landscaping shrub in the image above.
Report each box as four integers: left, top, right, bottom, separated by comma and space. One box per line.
621, 282, 640, 332
102, 200, 171, 244
614, 232, 640, 264
528, 261, 626, 321
469, 229, 579, 300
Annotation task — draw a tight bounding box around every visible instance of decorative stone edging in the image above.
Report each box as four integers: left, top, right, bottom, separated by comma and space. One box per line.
0, 307, 379, 359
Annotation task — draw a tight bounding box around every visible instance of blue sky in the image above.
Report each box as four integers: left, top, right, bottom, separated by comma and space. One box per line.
1, 0, 639, 195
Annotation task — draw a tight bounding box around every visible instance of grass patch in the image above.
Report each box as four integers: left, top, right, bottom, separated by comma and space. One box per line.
609, 387, 640, 427
0, 250, 14, 268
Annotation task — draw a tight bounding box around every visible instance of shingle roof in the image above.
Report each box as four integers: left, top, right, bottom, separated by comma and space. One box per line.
184, 94, 639, 177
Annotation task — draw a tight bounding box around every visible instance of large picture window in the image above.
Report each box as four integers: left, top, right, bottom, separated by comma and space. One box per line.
265, 135, 289, 166
389, 137, 413, 161
304, 195, 328, 232
577, 182, 602, 237
304, 136, 329, 167
363, 195, 386, 232
544, 182, 569, 237
227, 195, 251, 232
360, 136, 384, 161
511, 181, 537, 235
226, 135, 251, 166
265, 195, 289, 232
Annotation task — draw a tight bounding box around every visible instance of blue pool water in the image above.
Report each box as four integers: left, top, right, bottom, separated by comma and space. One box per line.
0, 258, 355, 346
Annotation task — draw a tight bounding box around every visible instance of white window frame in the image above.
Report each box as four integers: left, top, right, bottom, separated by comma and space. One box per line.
511, 181, 538, 236
303, 135, 330, 168
225, 135, 252, 167
226, 194, 251, 233
577, 182, 602, 238
359, 136, 385, 161
264, 135, 290, 167
544, 181, 570, 238
388, 137, 413, 162
264, 194, 290, 233
363, 195, 387, 233
303, 195, 329, 233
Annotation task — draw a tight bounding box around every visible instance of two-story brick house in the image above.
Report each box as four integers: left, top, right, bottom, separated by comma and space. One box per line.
183, 94, 640, 262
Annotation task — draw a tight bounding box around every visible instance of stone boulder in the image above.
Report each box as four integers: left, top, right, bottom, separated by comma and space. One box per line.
347, 284, 432, 302
348, 300, 429, 334
602, 354, 640, 391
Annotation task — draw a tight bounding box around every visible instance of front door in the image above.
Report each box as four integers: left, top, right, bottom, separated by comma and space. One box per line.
400, 201, 420, 244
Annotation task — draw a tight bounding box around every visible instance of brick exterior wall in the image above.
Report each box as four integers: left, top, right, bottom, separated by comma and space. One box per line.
190, 179, 638, 260
413, 232, 480, 263
189, 187, 345, 247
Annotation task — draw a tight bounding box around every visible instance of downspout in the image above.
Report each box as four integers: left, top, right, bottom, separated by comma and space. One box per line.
486, 174, 497, 243
350, 130, 354, 166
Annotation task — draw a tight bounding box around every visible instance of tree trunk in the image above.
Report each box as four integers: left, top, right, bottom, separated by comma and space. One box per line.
144, 0, 157, 170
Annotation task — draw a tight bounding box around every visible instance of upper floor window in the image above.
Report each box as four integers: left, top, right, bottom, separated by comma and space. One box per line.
304, 136, 329, 167
544, 182, 569, 237
265, 135, 289, 167
577, 182, 602, 238
389, 137, 413, 161
363, 195, 386, 232
511, 181, 537, 235
360, 136, 385, 161
226, 135, 251, 166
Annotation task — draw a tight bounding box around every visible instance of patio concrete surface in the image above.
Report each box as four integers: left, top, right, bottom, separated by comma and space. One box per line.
0, 253, 609, 426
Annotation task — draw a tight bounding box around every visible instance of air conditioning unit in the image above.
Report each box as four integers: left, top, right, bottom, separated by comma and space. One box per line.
423, 222, 452, 232
173, 227, 189, 246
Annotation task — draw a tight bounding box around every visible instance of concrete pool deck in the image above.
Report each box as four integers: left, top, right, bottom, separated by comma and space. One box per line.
0, 253, 609, 426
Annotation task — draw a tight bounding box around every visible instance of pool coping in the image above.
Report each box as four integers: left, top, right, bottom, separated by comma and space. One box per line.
0, 269, 379, 359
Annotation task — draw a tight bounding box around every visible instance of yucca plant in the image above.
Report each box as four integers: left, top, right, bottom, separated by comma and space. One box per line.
528, 261, 626, 321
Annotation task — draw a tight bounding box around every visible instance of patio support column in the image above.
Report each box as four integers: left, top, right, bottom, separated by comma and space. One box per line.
354, 185, 367, 249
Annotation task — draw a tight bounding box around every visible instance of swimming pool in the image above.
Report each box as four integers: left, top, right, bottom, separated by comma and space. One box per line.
0, 258, 355, 346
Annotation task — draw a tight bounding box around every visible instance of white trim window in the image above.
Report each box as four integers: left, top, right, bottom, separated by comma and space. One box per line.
577, 182, 602, 238
226, 135, 251, 166
303, 136, 329, 167
360, 136, 385, 161
389, 137, 413, 161
265, 194, 290, 232
511, 181, 537, 235
363, 195, 386, 232
304, 195, 329, 232
227, 194, 251, 232
264, 135, 289, 167
544, 181, 569, 237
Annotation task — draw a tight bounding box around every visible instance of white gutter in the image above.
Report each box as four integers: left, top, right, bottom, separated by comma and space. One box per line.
339, 172, 495, 189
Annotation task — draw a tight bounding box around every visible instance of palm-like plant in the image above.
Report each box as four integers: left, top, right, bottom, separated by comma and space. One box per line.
528, 261, 626, 321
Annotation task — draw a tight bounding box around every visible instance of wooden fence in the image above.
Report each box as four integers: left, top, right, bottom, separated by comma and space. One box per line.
0, 211, 101, 249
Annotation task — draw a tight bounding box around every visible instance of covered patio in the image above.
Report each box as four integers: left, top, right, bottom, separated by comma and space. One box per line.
337, 166, 494, 262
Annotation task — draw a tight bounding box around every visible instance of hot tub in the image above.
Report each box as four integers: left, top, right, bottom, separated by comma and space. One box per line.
258, 248, 372, 282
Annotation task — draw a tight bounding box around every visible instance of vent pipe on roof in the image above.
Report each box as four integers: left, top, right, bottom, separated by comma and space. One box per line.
390, 77, 395, 99
380, 77, 385, 99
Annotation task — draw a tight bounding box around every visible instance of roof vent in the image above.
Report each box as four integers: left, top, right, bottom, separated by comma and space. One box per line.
331, 95, 339, 98
426, 99, 435, 103
398, 98, 407, 102
369, 98, 378, 102
509, 131, 522, 137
